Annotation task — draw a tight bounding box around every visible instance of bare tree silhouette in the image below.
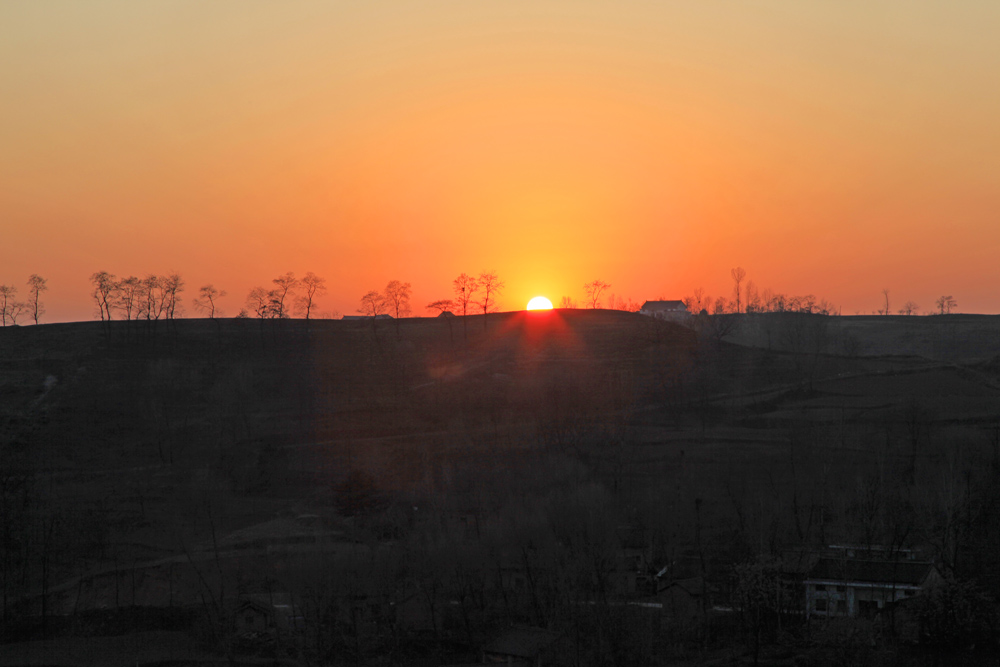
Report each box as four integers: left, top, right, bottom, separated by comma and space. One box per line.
880, 288, 891, 316
246, 286, 270, 319
477, 271, 503, 329
5, 299, 26, 324
270, 272, 298, 318
453, 273, 479, 340
384, 280, 412, 319
426, 299, 454, 315
90, 272, 118, 321
115, 276, 141, 320
935, 295, 957, 315
194, 284, 226, 318
139, 275, 166, 320
899, 300, 918, 316
296, 272, 326, 319
160, 273, 184, 319
0, 285, 17, 326
731, 267, 746, 314
745, 280, 760, 313
384, 280, 412, 337
26, 274, 47, 324
584, 280, 610, 309
359, 290, 387, 332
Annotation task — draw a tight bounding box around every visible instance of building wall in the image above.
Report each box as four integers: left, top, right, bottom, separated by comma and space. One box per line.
806, 582, 918, 618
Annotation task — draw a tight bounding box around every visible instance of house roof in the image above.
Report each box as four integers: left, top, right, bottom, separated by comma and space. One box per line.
657, 576, 706, 597
806, 559, 935, 586
483, 627, 559, 658
236, 599, 272, 614
640, 300, 687, 311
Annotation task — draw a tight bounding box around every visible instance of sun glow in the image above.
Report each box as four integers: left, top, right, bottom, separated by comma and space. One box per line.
526, 296, 554, 310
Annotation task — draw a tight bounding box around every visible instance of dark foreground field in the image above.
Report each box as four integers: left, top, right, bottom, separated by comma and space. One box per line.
2, 311, 999, 666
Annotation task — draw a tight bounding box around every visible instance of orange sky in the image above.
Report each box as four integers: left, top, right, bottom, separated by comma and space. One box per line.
2, 1, 998, 321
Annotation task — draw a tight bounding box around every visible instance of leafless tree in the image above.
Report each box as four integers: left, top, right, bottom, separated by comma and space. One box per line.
606, 293, 641, 311
358, 290, 387, 332
899, 301, 919, 316
383, 280, 412, 319
26, 275, 47, 324
161, 273, 184, 319
935, 295, 957, 315
194, 284, 226, 318
759, 288, 774, 312
731, 266, 746, 313
745, 280, 761, 313
559, 296, 578, 309
426, 299, 454, 315
880, 288, 891, 316
765, 291, 786, 313
732, 557, 783, 666
246, 286, 270, 319
270, 272, 298, 318
383, 280, 412, 337
476, 271, 503, 328
296, 272, 326, 319
358, 291, 386, 317
138, 275, 166, 320
453, 273, 478, 316
453, 273, 479, 340
683, 288, 709, 314
6, 300, 26, 325
89, 271, 118, 321
114, 276, 141, 320
815, 298, 837, 315
791, 294, 817, 314
0, 285, 16, 326
584, 280, 610, 309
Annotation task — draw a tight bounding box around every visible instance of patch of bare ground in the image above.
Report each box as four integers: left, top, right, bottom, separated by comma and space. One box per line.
0, 630, 212, 667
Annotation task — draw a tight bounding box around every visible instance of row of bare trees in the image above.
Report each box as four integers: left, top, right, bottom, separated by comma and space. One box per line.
876, 289, 955, 316
558, 280, 639, 311
243, 272, 327, 319
89, 272, 184, 321
553, 281, 641, 311
358, 280, 412, 319
0, 275, 47, 325
421, 271, 505, 338
685, 268, 838, 316
22, 268, 966, 326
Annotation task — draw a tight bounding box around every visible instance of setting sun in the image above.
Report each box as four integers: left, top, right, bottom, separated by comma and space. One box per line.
526, 296, 554, 311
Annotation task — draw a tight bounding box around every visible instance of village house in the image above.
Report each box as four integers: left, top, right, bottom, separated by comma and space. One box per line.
234, 598, 275, 636
804, 558, 942, 619
638, 300, 690, 322
612, 527, 656, 596
655, 576, 707, 627
233, 591, 303, 634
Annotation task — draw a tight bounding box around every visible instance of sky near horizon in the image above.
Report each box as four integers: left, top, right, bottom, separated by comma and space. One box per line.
2, 1, 998, 321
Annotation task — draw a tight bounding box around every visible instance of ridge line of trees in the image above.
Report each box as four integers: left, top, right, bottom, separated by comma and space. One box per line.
0, 275, 47, 326
0, 267, 969, 326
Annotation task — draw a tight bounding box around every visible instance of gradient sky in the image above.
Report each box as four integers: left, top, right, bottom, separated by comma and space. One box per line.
2, 1, 998, 321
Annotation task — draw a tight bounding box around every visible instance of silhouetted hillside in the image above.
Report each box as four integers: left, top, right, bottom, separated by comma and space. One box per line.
2, 312, 999, 665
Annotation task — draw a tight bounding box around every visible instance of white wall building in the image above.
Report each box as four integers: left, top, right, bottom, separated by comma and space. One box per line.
639, 300, 690, 322
804, 558, 942, 618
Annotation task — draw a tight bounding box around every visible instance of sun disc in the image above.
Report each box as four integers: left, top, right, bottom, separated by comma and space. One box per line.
526, 296, 553, 310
